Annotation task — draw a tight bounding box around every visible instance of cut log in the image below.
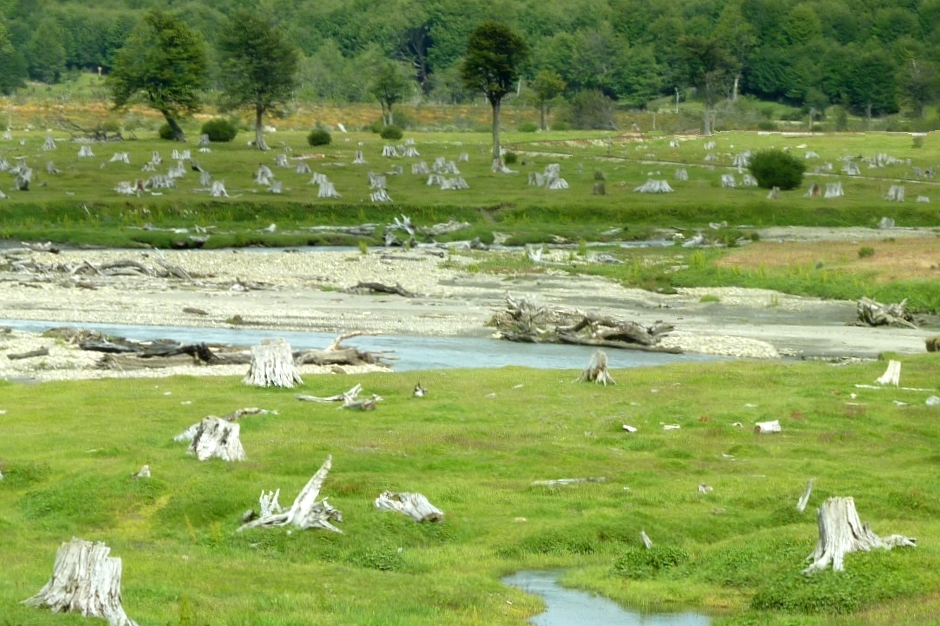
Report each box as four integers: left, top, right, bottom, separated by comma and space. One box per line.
797, 478, 814, 513
375, 491, 444, 522
803, 496, 916, 573
23, 538, 138, 626
349, 281, 416, 297
187, 417, 247, 462
578, 350, 615, 385
754, 420, 781, 434
857, 297, 917, 329
243, 339, 303, 388
238, 456, 343, 533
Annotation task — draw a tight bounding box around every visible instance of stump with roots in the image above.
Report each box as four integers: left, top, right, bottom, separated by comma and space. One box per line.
375, 491, 444, 522
23, 538, 138, 626
579, 350, 615, 385
238, 455, 343, 533
243, 339, 303, 388
803, 497, 916, 573
188, 417, 247, 462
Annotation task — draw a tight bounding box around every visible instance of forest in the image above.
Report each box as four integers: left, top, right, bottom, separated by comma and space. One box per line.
0, 0, 939, 126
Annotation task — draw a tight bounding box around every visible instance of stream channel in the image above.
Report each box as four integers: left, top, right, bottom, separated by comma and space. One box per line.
0, 319, 718, 372
503, 571, 710, 626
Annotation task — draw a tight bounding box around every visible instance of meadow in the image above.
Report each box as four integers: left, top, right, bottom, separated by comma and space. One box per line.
1, 356, 939, 625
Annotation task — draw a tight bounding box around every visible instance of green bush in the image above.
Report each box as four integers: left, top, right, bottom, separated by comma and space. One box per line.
200, 118, 238, 142
613, 546, 689, 580
748, 149, 806, 190
757, 120, 776, 131
503, 151, 518, 165
550, 121, 570, 131
307, 128, 332, 146
157, 124, 175, 140
380, 125, 403, 140
858, 246, 875, 258
518, 122, 538, 132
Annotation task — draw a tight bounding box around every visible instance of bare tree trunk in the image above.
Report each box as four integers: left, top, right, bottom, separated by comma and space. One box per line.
732, 73, 740, 101
254, 106, 268, 151
866, 103, 872, 131
388, 103, 394, 126
703, 102, 712, 136
492, 98, 501, 163
160, 110, 186, 142
540, 102, 546, 131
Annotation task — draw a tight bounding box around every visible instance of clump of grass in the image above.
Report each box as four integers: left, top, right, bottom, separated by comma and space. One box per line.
700, 294, 721, 303
858, 246, 875, 258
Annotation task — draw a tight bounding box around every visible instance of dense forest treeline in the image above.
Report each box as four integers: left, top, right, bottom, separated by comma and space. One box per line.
1, 0, 940, 124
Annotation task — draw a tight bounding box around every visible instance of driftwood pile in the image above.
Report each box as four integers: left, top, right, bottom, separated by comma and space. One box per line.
488, 295, 678, 353
856, 297, 917, 329
0, 252, 192, 282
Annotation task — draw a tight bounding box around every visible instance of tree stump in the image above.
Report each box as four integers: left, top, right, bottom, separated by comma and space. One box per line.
797, 478, 814, 513
857, 297, 916, 329
375, 491, 444, 522
188, 417, 247, 462
243, 339, 303, 388
579, 350, 615, 385
238, 456, 343, 533
804, 497, 916, 573
23, 538, 138, 626
926, 336, 939, 352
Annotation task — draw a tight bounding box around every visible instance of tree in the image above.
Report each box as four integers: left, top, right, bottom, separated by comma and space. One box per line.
0, 20, 26, 95
218, 12, 299, 151
370, 58, 413, 126
679, 36, 732, 136
899, 59, 940, 118
109, 11, 208, 142
27, 20, 67, 84
844, 49, 898, 125
531, 70, 565, 130
461, 21, 529, 165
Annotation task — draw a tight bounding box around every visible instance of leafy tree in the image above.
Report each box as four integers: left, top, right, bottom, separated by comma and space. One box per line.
531, 69, 565, 130
461, 21, 529, 164
370, 58, 413, 126
0, 19, 26, 95
27, 19, 66, 83
109, 11, 208, 142
218, 12, 299, 151
679, 36, 732, 135
749, 149, 805, 190
899, 59, 940, 118
844, 49, 898, 124
715, 0, 756, 100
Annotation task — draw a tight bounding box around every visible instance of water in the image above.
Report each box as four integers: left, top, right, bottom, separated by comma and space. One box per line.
0, 319, 717, 372
503, 571, 710, 626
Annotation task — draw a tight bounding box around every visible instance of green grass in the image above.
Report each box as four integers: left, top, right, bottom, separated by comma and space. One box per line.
2, 357, 940, 625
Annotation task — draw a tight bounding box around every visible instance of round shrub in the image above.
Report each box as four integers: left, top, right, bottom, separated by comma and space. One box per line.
503, 151, 518, 165
307, 128, 332, 146
157, 123, 175, 140
519, 122, 538, 133
379, 125, 403, 140
748, 149, 806, 190
201, 118, 238, 142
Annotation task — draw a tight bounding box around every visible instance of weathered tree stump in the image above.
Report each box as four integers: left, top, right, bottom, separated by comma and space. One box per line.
187, 417, 247, 462
857, 297, 916, 329
238, 456, 343, 533
243, 339, 303, 388
754, 420, 781, 434
876, 360, 902, 386
375, 491, 444, 522
803, 497, 916, 573
23, 538, 138, 626
579, 350, 615, 385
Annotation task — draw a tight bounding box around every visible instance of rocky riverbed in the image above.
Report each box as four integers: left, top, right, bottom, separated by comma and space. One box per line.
0, 238, 935, 382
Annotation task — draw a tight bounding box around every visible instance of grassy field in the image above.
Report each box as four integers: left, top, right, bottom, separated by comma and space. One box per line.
1, 356, 939, 625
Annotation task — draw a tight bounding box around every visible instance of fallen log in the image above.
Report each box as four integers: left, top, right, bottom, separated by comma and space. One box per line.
348, 281, 417, 298
7, 347, 49, 360
297, 383, 362, 403
294, 332, 395, 367
23, 538, 138, 626
797, 479, 814, 513
803, 496, 915, 573
856, 297, 917, 329
375, 491, 444, 522
238, 456, 343, 533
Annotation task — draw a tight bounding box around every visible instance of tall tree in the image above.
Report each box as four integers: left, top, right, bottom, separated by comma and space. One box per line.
679, 36, 732, 136
899, 58, 940, 118
461, 21, 529, 166
531, 69, 565, 130
0, 19, 26, 95
369, 58, 413, 126
27, 19, 66, 83
218, 12, 299, 151
109, 11, 207, 141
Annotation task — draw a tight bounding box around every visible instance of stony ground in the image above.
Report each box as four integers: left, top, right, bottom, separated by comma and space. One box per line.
1, 227, 936, 382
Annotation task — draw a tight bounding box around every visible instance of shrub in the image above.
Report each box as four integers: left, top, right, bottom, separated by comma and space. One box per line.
748, 149, 806, 190
519, 122, 538, 132
307, 128, 332, 146
503, 151, 518, 165
913, 135, 925, 149
157, 123, 175, 140
593, 170, 606, 181
550, 121, 570, 131
613, 546, 689, 580
201, 118, 238, 142
858, 246, 875, 258
757, 120, 776, 131
380, 125, 403, 140
561, 89, 616, 130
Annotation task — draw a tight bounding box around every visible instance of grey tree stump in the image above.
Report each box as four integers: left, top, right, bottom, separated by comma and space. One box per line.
238, 456, 343, 533
375, 491, 444, 522
803, 497, 916, 573
23, 538, 138, 626
188, 417, 247, 462
243, 339, 303, 388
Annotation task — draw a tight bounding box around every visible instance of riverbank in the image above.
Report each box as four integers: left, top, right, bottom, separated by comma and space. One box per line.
1, 242, 934, 381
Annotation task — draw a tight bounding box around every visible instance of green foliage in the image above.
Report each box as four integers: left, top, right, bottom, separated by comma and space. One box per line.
200, 118, 238, 142
307, 127, 332, 146
613, 546, 689, 579
461, 22, 530, 107
0, 21, 26, 95
748, 149, 806, 190
518, 122, 538, 132
157, 123, 175, 140
858, 246, 875, 258
562, 90, 617, 130
370, 59, 414, 126
108, 10, 208, 141
503, 151, 518, 165
593, 170, 606, 181
379, 124, 403, 140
